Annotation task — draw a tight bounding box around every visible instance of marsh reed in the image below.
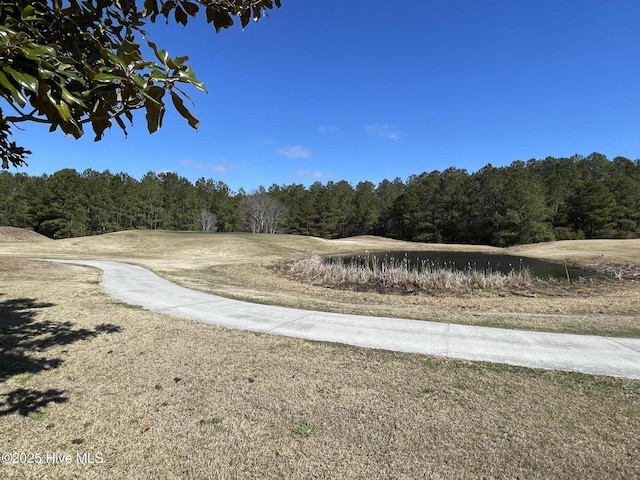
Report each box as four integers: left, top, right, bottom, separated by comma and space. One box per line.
280, 254, 534, 292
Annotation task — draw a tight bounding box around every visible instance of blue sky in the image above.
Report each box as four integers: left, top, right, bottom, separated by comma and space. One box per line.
11, 0, 640, 192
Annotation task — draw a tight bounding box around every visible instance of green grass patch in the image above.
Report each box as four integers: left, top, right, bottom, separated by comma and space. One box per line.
293, 421, 317, 436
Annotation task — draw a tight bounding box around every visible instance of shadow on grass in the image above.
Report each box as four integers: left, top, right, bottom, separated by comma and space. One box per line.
0, 295, 122, 416
0, 388, 68, 416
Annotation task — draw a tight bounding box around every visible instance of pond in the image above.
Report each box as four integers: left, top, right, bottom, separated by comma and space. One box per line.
329, 250, 595, 280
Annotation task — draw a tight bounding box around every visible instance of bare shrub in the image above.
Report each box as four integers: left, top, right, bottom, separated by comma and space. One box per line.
197, 208, 218, 232
240, 191, 287, 234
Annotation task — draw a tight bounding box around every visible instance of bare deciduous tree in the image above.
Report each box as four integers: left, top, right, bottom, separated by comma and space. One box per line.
240, 191, 287, 234
197, 208, 218, 232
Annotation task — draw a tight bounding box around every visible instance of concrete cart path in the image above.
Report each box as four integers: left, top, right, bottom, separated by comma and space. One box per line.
46, 259, 640, 380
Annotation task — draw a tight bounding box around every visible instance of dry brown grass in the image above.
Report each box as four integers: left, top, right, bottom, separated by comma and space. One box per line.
1, 258, 639, 479
3, 230, 639, 337
0, 227, 51, 243
280, 254, 535, 291
509, 239, 640, 265
0, 230, 501, 266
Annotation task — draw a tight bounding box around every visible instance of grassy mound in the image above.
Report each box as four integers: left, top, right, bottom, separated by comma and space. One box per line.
0, 226, 51, 243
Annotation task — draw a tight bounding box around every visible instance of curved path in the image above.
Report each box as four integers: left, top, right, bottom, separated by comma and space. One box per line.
47, 259, 640, 380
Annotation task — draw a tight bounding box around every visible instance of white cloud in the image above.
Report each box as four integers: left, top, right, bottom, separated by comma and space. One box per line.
365, 123, 405, 140
277, 145, 312, 159
179, 159, 240, 173
288, 169, 333, 181
318, 125, 337, 134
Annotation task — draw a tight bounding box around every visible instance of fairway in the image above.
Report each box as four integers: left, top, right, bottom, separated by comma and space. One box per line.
1, 230, 639, 479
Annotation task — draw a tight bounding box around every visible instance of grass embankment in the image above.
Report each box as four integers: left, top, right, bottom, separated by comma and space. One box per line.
0, 258, 638, 479
0, 227, 50, 243
2, 231, 639, 337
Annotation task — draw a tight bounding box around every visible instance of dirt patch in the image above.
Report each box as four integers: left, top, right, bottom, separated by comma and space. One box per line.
0, 258, 639, 479
581, 262, 640, 281
0, 227, 51, 243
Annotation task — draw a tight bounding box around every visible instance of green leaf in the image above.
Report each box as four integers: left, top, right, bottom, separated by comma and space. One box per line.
37, 65, 56, 80
145, 86, 165, 133
252, 5, 262, 22
240, 7, 251, 28
167, 55, 189, 70
114, 115, 128, 137
59, 118, 82, 139
93, 73, 124, 82
161, 0, 176, 17
47, 88, 82, 137
146, 85, 165, 102
147, 40, 169, 66
174, 6, 188, 26
147, 67, 169, 83
193, 79, 206, 92
60, 86, 86, 108
4, 66, 38, 93
170, 90, 199, 130
47, 95, 72, 122
55, 64, 86, 83
174, 67, 207, 92
90, 100, 111, 141
117, 38, 143, 62
20, 44, 57, 61
0, 71, 27, 107
145, 102, 164, 133
129, 72, 147, 89
183, 2, 200, 17
101, 50, 128, 72
209, 9, 234, 32
21, 5, 36, 19
143, 0, 160, 21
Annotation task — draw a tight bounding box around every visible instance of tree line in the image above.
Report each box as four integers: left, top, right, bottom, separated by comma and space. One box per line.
1, 152, 638, 246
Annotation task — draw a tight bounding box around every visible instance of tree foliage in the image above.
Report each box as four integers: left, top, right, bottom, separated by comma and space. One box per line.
0, 153, 638, 245
0, 0, 281, 167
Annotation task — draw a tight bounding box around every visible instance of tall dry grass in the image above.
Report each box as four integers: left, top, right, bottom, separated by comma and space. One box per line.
281, 255, 534, 292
